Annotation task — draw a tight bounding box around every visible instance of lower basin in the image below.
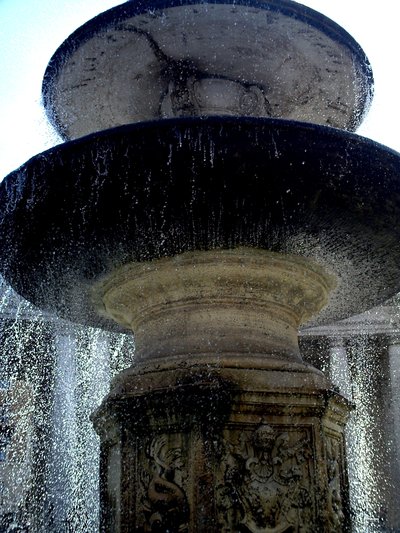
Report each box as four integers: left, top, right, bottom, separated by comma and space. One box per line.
1, 117, 400, 331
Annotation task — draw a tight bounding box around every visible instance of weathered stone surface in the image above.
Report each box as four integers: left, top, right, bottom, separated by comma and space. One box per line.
3, 119, 400, 333
94, 249, 335, 362
42, 1, 373, 139
92, 250, 350, 532
93, 360, 350, 532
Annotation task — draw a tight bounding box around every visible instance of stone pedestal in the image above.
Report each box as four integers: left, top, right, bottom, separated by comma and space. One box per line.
93, 359, 350, 532
92, 248, 351, 532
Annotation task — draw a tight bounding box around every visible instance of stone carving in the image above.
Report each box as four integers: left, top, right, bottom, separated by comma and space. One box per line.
161, 76, 271, 118
116, 24, 272, 120
140, 435, 189, 532
326, 436, 345, 532
216, 423, 314, 532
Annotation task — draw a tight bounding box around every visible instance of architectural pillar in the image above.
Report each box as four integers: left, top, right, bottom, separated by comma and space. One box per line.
48, 324, 123, 532
328, 339, 352, 400
386, 339, 400, 530
344, 336, 392, 532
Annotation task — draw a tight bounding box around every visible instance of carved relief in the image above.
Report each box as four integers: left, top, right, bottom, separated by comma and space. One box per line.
216, 424, 315, 532
160, 76, 271, 118
326, 436, 345, 532
139, 435, 189, 532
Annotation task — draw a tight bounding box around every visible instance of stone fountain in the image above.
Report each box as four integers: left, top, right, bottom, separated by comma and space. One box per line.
1, 0, 400, 531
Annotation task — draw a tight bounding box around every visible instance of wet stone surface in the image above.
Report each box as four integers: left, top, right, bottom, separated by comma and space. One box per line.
93, 362, 351, 532
1, 118, 400, 331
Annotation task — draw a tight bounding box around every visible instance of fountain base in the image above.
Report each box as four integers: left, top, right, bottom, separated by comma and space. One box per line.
92, 248, 349, 531
93, 357, 350, 532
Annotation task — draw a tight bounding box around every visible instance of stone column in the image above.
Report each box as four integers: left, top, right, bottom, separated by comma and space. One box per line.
344, 335, 393, 532
386, 339, 400, 530
328, 339, 352, 400
48, 325, 78, 532
92, 248, 351, 532
49, 324, 119, 532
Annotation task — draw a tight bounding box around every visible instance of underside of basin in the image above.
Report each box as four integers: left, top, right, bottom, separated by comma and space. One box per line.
1, 117, 400, 332
42, 0, 373, 139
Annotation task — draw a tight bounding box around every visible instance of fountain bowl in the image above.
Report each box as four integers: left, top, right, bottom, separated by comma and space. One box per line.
42, 0, 373, 139
1, 117, 400, 332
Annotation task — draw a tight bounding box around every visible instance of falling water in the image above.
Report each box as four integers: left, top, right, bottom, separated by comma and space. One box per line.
345, 336, 394, 533
0, 276, 134, 532
1, 1, 399, 531
300, 323, 400, 533
3, 271, 400, 532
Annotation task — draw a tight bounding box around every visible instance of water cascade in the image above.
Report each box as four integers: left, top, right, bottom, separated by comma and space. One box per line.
1, 0, 400, 531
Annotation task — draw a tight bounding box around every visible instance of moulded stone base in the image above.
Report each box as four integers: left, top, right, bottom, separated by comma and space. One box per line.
93, 248, 335, 363
93, 357, 351, 533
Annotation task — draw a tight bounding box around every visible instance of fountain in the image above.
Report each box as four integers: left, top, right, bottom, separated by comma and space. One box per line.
1, 0, 400, 531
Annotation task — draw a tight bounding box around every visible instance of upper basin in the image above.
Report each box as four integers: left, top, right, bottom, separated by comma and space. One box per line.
42, 0, 373, 139
0, 117, 399, 332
